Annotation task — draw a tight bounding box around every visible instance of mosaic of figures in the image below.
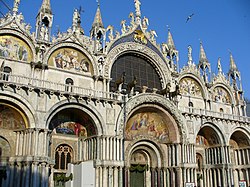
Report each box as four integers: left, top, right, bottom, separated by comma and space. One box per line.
213, 86, 231, 104
0, 104, 26, 129
179, 77, 203, 97
54, 122, 88, 137
49, 48, 92, 73
0, 35, 32, 62
125, 111, 170, 141
196, 135, 209, 146
50, 111, 97, 137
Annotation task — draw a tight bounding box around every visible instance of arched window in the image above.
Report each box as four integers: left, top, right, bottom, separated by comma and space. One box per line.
54, 144, 73, 170
65, 78, 74, 92
2, 66, 12, 81
110, 53, 162, 92
188, 101, 194, 107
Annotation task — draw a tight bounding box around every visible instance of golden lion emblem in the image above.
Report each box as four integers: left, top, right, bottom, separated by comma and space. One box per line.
134, 30, 147, 44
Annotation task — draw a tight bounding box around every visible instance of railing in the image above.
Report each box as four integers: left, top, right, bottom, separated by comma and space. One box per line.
0, 72, 121, 102
179, 106, 250, 123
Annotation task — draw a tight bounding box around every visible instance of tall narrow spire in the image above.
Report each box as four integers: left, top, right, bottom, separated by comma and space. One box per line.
90, 1, 106, 53
228, 52, 241, 90
167, 28, 176, 50
229, 52, 238, 72
198, 41, 209, 68
91, 2, 104, 31
198, 42, 210, 82
40, 0, 52, 14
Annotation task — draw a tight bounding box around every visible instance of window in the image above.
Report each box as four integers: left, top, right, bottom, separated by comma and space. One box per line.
65, 78, 73, 92
188, 102, 194, 107
54, 144, 73, 170
110, 54, 161, 92
2, 66, 11, 81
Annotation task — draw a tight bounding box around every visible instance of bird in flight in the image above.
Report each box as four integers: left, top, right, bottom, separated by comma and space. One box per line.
186, 13, 194, 23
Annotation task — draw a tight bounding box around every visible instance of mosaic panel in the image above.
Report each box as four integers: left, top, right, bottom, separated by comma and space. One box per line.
125, 111, 170, 141
213, 86, 231, 104
0, 35, 33, 61
179, 77, 203, 97
48, 47, 92, 73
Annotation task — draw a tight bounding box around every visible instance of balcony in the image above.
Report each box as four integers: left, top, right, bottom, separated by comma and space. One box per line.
0, 72, 121, 103
179, 106, 250, 123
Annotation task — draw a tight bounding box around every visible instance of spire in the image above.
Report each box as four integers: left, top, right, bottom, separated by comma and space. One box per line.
198, 41, 209, 68
90, 1, 106, 53
91, 2, 104, 30
40, 0, 52, 14
198, 42, 210, 82
167, 28, 176, 50
228, 52, 241, 90
229, 52, 238, 72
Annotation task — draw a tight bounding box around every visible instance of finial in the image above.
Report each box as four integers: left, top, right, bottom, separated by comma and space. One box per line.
96, 0, 100, 7
167, 25, 170, 32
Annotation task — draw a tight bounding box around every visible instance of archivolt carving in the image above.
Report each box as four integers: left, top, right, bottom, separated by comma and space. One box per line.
116, 93, 187, 142
105, 42, 171, 85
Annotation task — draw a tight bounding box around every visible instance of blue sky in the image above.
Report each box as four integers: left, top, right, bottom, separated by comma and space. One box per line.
1, 0, 250, 99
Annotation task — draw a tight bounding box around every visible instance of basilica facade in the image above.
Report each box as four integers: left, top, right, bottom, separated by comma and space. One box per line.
0, 0, 250, 187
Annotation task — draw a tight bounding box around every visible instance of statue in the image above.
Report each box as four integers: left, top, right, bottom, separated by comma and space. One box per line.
187, 45, 193, 65
73, 9, 81, 30
115, 72, 126, 92
120, 20, 127, 34
106, 25, 114, 41
142, 16, 149, 29
158, 81, 181, 100
127, 76, 137, 94
217, 57, 222, 74
129, 12, 135, 27
149, 30, 157, 41
134, 0, 141, 17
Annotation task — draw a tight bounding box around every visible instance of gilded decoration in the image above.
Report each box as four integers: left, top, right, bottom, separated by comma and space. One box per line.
54, 122, 88, 137
179, 77, 202, 97
213, 86, 231, 104
125, 111, 170, 142
48, 47, 92, 74
0, 104, 26, 130
0, 35, 32, 61
196, 135, 209, 146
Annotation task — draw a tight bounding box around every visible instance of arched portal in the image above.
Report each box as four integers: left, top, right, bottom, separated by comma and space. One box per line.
229, 130, 250, 186
125, 140, 164, 187
195, 125, 224, 187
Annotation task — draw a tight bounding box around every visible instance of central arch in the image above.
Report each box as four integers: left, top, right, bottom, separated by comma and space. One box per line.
125, 139, 164, 187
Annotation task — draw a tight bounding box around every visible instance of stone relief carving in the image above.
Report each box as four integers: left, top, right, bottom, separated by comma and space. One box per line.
179, 77, 203, 97
213, 86, 231, 104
